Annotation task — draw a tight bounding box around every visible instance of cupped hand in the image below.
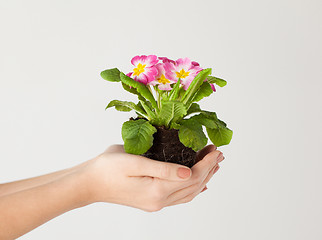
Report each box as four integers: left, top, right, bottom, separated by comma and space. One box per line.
80, 144, 224, 212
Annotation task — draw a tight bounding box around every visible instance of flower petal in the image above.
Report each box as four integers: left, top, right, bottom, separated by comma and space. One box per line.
162, 64, 174, 81
126, 72, 133, 77
149, 79, 158, 86
140, 55, 159, 67
189, 65, 203, 73
131, 55, 143, 66
191, 61, 200, 67
143, 66, 158, 83
133, 73, 149, 85
210, 83, 216, 92
158, 83, 172, 91
131, 55, 158, 67
166, 69, 178, 81
155, 63, 165, 79
176, 57, 192, 71
179, 66, 203, 90
181, 77, 195, 90
159, 57, 176, 64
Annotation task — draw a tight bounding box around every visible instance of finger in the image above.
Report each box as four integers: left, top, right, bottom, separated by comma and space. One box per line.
167, 164, 220, 206
213, 165, 220, 174
218, 156, 225, 163
160, 151, 223, 193
200, 164, 220, 189
192, 150, 223, 178
168, 190, 198, 206
195, 145, 217, 164
165, 163, 218, 204
128, 156, 192, 181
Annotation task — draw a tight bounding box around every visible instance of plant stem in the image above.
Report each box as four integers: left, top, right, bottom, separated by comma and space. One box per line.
157, 90, 161, 109
150, 85, 160, 112
139, 100, 156, 120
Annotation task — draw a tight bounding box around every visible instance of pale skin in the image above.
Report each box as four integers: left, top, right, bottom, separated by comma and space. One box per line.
0, 144, 224, 239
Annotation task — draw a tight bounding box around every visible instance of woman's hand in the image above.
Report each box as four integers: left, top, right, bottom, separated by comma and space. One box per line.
80, 144, 224, 212
0, 144, 224, 239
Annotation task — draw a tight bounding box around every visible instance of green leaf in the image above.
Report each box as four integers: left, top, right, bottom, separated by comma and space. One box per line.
139, 99, 156, 119
186, 103, 202, 115
138, 96, 152, 109
122, 82, 140, 96
181, 68, 212, 105
207, 76, 227, 87
184, 110, 233, 147
170, 122, 181, 130
154, 100, 187, 127
216, 118, 228, 128
168, 79, 181, 101
178, 119, 207, 151
206, 127, 233, 147
190, 113, 218, 129
122, 119, 157, 155
178, 87, 186, 100
186, 109, 218, 127
120, 73, 157, 108
160, 91, 169, 101
100, 68, 121, 82
105, 100, 147, 116
122, 82, 154, 118
190, 82, 213, 103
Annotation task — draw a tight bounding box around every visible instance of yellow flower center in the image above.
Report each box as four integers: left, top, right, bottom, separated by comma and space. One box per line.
176, 69, 190, 79
157, 74, 170, 85
133, 63, 146, 76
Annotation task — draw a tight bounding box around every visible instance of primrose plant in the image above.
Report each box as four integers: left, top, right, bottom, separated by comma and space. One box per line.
101, 55, 233, 155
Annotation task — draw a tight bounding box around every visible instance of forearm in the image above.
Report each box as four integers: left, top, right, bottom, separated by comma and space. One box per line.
0, 162, 88, 197
0, 170, 93, 240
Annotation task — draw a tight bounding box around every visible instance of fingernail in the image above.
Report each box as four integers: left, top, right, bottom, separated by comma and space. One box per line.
201, 186, 208, 193
177, 167, 191, 179
213, 166, 220, 174
218, 156, 225, 163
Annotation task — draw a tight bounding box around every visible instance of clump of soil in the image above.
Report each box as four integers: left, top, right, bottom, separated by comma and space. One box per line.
142, 125, 197, 168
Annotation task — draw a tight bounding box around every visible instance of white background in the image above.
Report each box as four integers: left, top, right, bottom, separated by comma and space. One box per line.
0, 0, 322, 239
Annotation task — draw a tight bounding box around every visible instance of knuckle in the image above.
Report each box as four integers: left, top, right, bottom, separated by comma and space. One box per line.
146, 202, 164, 212
147, 184, 166, 212
150, 184, 165, 202
192, 183, 201, 192
214, 150, 223, 160
158, 164, 171, 179
187, 182, 200, 192
184, 195, 195, 203
205, 150, 220, 163
191, 175, 202, 185
208, 152, 218, 164
205, 155, 213, 165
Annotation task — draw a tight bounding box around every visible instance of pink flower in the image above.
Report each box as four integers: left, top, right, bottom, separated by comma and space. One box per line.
191, 60, 216, 92
149, 63, 176, 90
210, 83, 216, 92
158, 57, 176, 64
191, 61, 200, 67
167, 57, 202, 90
127, 55, 159, 85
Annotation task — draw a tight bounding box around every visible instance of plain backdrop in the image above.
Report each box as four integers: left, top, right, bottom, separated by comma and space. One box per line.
0, 0, 322, 239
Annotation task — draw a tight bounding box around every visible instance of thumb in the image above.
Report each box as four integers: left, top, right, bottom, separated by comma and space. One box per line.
130, 157, 192, 181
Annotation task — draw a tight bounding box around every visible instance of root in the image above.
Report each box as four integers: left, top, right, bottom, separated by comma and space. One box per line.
163, 149, 167, 162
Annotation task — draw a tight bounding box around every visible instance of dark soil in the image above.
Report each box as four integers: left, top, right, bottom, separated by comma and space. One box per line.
142, 125, 197, 168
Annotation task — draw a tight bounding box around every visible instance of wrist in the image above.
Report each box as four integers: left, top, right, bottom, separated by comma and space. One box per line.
69, 168, 97, 206
73, 156, 108, 204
